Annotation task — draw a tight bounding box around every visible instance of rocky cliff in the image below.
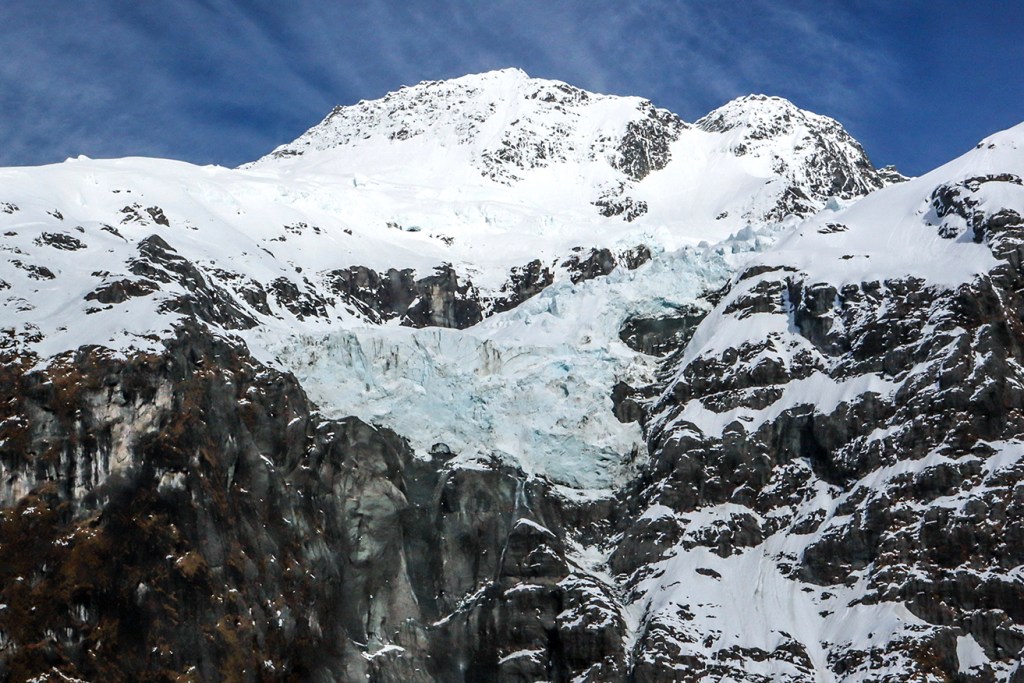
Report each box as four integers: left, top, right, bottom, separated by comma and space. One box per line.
0, 324, 634, 682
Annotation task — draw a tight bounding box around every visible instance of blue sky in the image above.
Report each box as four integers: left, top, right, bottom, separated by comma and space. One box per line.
1, 1, 1020, 175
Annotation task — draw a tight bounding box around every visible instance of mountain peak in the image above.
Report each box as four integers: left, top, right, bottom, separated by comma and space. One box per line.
245, 71, 891, 226
696, 93, 887, 200
442, 66, 531, 83
250, 69, 683, 185
696, 93, 822, 134
384, 67, 533, 100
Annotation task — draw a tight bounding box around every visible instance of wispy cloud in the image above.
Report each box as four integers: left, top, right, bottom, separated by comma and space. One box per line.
0, 1, 1017, 173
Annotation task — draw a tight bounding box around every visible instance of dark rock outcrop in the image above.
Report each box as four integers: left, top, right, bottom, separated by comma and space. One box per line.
128, 235, 258, 330
0, 324, 627, 682
85, 278, 160, 305
489, 259, 554, 315
323, 264, 483, 329
611, 181, 1024, 680
611, 104, 685, 182
35, 232, 86, 251
593, 189, 649, 222
618, 304, 708, 356
562, 248, 617, 284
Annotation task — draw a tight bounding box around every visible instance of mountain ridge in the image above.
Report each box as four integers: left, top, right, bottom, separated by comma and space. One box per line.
0, 69, 895, 366
251, 69, 893, 227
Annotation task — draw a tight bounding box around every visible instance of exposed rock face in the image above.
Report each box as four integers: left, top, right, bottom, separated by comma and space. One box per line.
489, 259, 554, 315
426, 465, 626, 683
562, 248, 617, 285
877, 164, 910, 185
612, 175, 1024, 681
126, 234, 259, 329
0, 325, 625, 682
618, 304, 708, 357
611, 103, 686, 182
593, 186, 649, 222
0, 327, 424, 680
324, 263, 484, 329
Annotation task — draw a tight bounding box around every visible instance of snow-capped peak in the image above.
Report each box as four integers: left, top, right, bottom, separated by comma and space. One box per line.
247, 74, 890, 236
696, 93, 809, 133
695, 93, 887, 201
249, 68, 685, 186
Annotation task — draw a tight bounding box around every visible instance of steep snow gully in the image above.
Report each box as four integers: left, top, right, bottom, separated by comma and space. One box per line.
1, 69, 1022, 681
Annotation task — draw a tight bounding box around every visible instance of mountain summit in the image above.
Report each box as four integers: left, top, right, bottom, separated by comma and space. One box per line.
252, 69, 890, 228
252, 68, 686, 184
697, 93, 888, 200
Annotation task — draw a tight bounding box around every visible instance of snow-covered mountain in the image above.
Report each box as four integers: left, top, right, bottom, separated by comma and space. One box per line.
0, 69, 889, 363
0, 69, 889, 492
1, 69, 1022, 682
252, 68, 889, 231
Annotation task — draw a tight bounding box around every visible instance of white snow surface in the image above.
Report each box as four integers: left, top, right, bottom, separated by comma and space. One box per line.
757, 123, 1024, 287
